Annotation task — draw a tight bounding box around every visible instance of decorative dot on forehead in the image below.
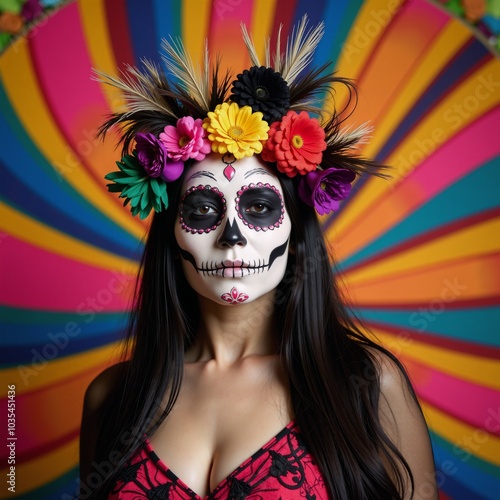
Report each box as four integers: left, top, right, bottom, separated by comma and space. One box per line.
235, 182, 285, 231
179, 184, 226, 234
222, 153, 236, 182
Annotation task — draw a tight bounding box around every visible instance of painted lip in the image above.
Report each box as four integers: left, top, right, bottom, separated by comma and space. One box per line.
223, 259, 243, 267
198, 259, 267, 278
215, 266, 250, 278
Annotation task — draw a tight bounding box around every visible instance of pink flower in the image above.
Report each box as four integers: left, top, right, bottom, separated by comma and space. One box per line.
262, 110, 326, 177
159, 116, 211, 162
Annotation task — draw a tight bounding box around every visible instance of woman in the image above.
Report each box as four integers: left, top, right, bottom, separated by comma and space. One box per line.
80, 17, 437, 499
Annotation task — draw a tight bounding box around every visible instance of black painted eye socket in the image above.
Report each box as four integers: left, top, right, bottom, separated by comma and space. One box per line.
180, 187, 226, 233
237, 186, 283, 229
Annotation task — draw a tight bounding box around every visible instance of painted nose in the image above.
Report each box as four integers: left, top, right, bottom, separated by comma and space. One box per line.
217, 218, 247, 247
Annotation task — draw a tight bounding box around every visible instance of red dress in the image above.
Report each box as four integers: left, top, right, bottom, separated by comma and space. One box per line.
108, 421, 329, 499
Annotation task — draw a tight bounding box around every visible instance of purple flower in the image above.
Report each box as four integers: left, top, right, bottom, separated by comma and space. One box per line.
22, 0, 43, 22
135, 132, 184, 182
298, 167, 356, 215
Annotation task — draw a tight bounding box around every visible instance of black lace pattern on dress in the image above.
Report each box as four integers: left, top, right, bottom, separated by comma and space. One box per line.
108, 423, 328, 499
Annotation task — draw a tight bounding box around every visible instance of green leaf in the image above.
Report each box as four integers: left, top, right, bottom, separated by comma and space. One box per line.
149, 178, 162, 198
122, 182, 144, 198
160, 189, 169, 208
141, 191, 150, 210
106, 150, 170, 218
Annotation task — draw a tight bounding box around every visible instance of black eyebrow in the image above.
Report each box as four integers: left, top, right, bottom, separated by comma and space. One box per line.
186, 170, 217, 182
244, 168, 277, 179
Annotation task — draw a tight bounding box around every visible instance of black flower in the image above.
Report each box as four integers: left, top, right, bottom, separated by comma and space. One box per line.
230, 66, 290, 123
117, 460, 145, 483
269, 450, 299, 477
147, 483, 172, 499
228, 478, 253, 499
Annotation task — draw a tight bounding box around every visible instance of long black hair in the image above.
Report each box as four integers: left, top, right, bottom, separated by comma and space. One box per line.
83, 163, 419, 499
87, 25, 421, 493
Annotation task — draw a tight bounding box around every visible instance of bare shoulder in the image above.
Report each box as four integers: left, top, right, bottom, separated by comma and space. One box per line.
80, 361, 128, 484
83, 361, 127, 415
368, 348, 425, 438
368, 348, 438, 499
369, 349, 417, 413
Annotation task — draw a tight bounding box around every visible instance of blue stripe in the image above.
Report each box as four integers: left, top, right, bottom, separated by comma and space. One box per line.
0, 163, 142, 260
0, 315, 128, 346
339, 157, 500, 270
127, 0, 160, 66
356, 307, 500, 347
0, 85, 142, 255
431, 432, 500, 479
294, 0, 328, 27
10, 466, 79, 500
1, 329, 124, 366
322, 0, 364, 68
152, 0, 181, 53
375, 39, 489, 162
431, 432, 500, 499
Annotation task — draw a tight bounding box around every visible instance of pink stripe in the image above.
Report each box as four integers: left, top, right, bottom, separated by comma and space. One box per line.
396, 0, 449, 38
28, 3, 111, 162
402, 356, 500, 436
402, 107, 500, 201
207, 1, 253, 69
0, 237, 135, 311
208, 0, 253, 32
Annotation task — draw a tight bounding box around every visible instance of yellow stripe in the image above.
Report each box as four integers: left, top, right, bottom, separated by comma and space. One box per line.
251, 0, 278, 62
77, 0, 120, 111
183, 0, 212, 62
422, 402, 500, 466
373, 330, 500, 390
0, 40, 145, 241
326, 0, 405, 113
0, 437, 78, 495
0, 342, 123, 397
330, 57, 500, 244
363, 21, 471, 160
0, 202, 139, 274
344, 217, 500, 284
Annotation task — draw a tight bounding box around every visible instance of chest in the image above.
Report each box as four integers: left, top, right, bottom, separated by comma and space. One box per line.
147, 360, 293, 496
109, 421, 330, 499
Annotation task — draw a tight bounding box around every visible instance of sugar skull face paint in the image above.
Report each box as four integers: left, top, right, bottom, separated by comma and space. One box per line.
175, 154, 292, 305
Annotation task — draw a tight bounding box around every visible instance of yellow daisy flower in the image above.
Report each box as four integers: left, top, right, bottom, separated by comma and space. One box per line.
203, 102, 269, 159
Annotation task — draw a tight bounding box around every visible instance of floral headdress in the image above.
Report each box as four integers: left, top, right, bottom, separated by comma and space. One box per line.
98, 16, 382, 219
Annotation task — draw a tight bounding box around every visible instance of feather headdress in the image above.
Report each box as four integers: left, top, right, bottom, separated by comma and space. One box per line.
97, 15, 384, 219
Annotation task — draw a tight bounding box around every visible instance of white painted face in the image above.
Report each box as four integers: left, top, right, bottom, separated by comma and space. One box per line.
175, 153, 292, 305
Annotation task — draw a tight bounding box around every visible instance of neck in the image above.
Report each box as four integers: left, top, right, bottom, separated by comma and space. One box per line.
185, 290, 278, 367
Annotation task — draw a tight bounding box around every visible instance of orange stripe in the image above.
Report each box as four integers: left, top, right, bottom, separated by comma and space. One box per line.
344, 0, 448, 130
183, 0, 212, 61
327, 0, 405, 114
14, 363, 112, 461
330, 57, 500, 251
207, 2, 252, 71
1, 342, 122, 397
347, 252, 500, 306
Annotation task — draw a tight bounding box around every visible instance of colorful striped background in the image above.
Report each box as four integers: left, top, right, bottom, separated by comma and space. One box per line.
0, 0, 499, 498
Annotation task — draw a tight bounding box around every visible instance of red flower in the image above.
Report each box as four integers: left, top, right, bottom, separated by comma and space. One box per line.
262, 111, 326, 177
